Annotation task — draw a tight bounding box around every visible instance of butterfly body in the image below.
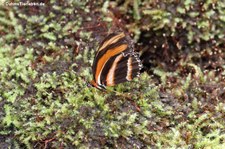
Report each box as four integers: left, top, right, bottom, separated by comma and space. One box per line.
91, 32, 142, 90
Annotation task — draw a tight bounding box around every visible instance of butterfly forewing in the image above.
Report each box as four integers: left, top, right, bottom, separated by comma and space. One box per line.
96, 32, 126, 53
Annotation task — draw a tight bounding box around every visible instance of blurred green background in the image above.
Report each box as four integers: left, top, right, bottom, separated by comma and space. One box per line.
0, 0, 225, 148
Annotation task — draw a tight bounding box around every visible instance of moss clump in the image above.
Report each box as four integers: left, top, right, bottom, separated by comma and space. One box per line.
0, 0, 225, 148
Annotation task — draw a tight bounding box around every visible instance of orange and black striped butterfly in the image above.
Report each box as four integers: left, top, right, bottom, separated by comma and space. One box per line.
90, 32, 143, 90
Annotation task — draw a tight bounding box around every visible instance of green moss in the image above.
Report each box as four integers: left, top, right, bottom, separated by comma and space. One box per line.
0, 0, 224, 148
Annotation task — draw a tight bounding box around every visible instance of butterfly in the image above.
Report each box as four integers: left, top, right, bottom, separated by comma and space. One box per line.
90, 32, 143, 90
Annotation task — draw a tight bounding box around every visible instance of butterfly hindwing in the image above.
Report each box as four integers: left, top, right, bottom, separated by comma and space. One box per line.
105, 53, 142, 86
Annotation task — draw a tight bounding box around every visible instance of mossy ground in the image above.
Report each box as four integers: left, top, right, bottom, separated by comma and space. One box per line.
0, 0, 225, 148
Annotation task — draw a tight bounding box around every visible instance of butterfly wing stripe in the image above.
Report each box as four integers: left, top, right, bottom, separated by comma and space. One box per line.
106, 54, 123, 86
126, 57, 132, 81
95, 44, 128, 85
97, 32, 125, 53
99, 54, 118, 86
